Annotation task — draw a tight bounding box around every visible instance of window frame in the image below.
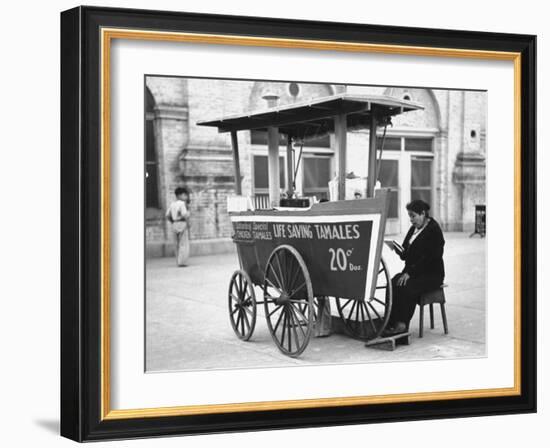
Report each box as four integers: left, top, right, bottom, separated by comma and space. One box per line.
144, 110, 161, 211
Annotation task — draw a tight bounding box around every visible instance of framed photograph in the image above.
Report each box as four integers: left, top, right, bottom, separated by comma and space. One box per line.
60, 6, 536, 442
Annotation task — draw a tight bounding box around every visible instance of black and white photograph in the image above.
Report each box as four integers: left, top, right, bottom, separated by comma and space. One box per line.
144, 76, 487, 372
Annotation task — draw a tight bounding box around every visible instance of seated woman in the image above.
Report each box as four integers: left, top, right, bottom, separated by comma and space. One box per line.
384, 199, 445, 336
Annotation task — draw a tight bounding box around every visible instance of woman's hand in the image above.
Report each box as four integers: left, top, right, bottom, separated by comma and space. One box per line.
397, 272, 410, 286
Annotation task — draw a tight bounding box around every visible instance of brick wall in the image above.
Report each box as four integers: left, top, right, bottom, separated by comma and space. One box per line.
145, 77, 487, 257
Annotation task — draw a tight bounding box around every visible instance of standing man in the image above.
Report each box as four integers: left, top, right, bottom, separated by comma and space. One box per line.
166, 187, 191, 266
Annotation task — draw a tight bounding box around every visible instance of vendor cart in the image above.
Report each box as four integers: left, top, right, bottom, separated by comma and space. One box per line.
198, 93, 423, 356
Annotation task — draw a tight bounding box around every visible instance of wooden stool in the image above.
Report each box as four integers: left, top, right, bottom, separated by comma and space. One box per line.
418, 285, 449, 338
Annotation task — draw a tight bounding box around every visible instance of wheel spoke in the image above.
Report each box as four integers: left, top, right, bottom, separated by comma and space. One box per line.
280, 310, 288, 348
235, 310, 242, 331
273, 306, 286, 334
231, 306, 239, 317
237, 275, 243, 296
265, 277, 283, 295
299, 302, 312, 321
363, 302, 377, 334
297, 301, 307, 319
371, 297, 387, 307
289, 281, 306, 297
346, 300, 357, 322
287, 314, 294, 353
275, 250, 287, 290
284, 251, 293, 292
349, 303, 359, 333
241, 307, 251, 331
284, 308, 292, 352
288, 307, 301, 352
356, 302, 365, 337
285, 310, 292, 352
339, 299, 353, 312
268, 303, 284, 317
289, 304, 307, 339
290, 302, 308, 324
231, 293, 241, 303
367, 301, 382, 321
288, 259, 301, 293
267, 265, 285, 292
286, 310, 293, 353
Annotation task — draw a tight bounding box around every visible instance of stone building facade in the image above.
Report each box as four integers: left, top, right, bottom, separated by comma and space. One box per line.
145, 77, 486, 257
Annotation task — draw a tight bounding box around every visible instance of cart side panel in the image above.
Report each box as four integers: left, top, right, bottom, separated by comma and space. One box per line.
232, 217, 374, 299
230, 196, 389, 300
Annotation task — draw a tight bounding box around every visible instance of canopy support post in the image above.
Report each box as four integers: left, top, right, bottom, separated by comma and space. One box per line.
230, 131, 242, 195
286, 135, 294, 198
367, 114, 378, 198
267, 126, 280, 207
334, 114, 347, 201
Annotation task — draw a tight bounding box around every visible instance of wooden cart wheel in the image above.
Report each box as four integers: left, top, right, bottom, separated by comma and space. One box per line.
228, 269, 257, 341
336, 257, 393, 341
263, 245, 314, 357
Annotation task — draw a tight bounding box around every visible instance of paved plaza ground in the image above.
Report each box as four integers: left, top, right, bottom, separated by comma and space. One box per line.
145, 232, 486, 372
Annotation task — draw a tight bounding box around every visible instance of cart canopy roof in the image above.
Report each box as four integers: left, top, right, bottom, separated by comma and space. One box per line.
197, 93, 423, 140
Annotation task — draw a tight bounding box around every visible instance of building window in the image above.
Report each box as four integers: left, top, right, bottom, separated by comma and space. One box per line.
252, 155, 286, 209
302, 156, 331, 200
411, 158, 433, 206
378, 137, 401, 151
145, 88, 160, 209
253, 155, 286, 189
378, 137, 433, 152
378, 160, 399, 218
405, 137, 433, 152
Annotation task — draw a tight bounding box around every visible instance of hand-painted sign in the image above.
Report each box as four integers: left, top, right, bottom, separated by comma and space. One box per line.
232, 215, 378, 300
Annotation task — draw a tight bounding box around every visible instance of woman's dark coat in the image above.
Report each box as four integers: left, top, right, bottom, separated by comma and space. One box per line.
387, 217, 446, 327
400, 218, 445, 286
